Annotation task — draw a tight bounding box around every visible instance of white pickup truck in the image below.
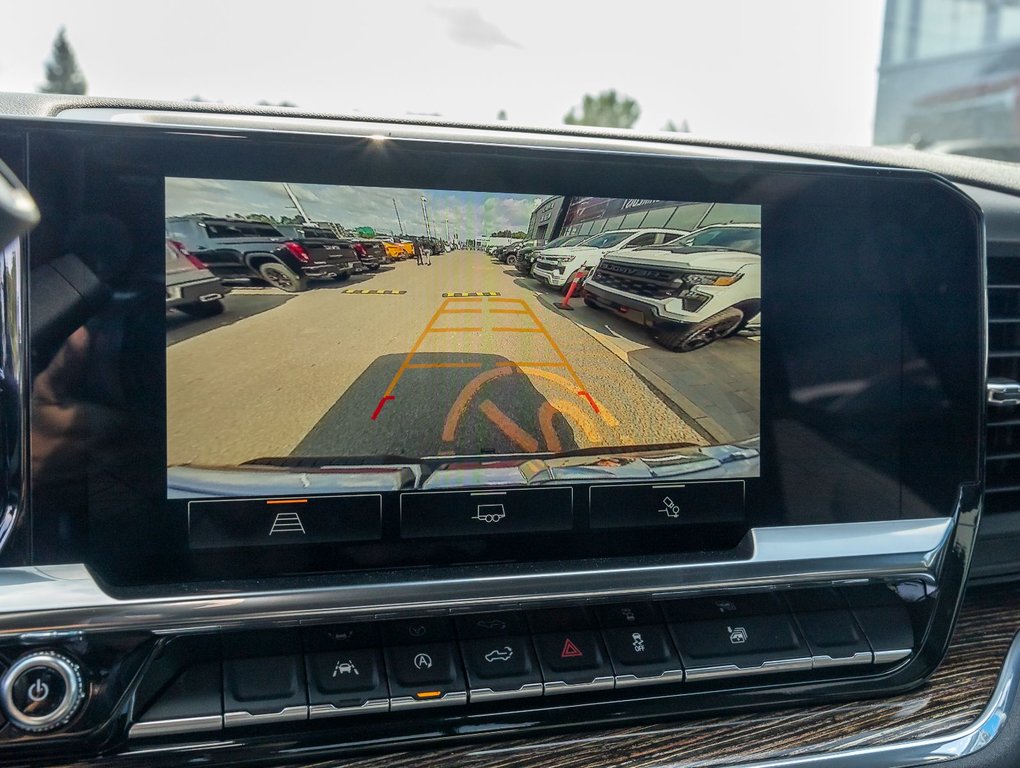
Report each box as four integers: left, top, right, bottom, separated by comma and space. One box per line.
531, 228, 685, 293
583, 223, 761, 352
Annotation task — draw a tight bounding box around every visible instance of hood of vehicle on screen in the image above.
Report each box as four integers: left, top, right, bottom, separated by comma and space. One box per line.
538, 245, 604, 262
611, 245, 760, 272
166, 441, 760, 498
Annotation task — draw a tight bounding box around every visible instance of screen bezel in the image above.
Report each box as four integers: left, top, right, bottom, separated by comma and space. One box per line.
8, 117, 984, 586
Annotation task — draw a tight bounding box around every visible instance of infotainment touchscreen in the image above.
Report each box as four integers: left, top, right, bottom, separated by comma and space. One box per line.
164, 179, 761, 526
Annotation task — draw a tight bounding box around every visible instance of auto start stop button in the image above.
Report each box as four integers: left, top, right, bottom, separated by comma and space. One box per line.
0, 652, 84, 732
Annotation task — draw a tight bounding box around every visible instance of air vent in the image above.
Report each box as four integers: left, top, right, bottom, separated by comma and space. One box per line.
986, 241, 1020, 520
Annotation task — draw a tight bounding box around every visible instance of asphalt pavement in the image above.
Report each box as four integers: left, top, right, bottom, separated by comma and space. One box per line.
166, 251, 752, 467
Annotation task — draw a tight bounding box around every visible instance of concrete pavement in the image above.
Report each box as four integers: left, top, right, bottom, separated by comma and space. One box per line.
166, 251, 756, 466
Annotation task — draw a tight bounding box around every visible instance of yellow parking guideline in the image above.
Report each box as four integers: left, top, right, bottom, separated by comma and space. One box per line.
342, 289, 407, 295
441, 291, 500, 297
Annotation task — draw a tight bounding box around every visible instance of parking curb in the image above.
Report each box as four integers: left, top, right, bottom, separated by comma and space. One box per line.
572, 323, 735, 445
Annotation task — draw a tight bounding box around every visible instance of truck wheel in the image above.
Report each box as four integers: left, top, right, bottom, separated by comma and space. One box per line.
506, 253, 517, 267
332, 271, 349, 282
178, 299, 224, 318
653, 307, 744, 352
258, 262, 307, 292
583, 296, 600, 310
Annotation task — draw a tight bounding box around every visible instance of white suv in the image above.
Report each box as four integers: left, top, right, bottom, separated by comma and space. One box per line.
583, 223, 761, 352
531, 228, 685, 293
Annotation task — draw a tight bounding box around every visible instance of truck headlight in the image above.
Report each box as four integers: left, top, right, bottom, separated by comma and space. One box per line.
677, 272, 742, 287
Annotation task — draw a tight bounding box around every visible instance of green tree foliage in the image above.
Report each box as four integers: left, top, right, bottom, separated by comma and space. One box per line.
489, 230, 528, 239
39, 27, 87, 95
662, 119, 691, 132
564, 90, 640, 129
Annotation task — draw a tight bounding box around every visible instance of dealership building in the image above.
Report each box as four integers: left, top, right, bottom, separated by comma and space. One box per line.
876, 0, 1020, 149
527, 197, 760, 242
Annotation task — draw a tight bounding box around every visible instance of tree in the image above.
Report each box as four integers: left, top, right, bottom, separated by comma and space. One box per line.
662, 119, 691, 133
564, 90, 640, 129
39, 27, 87, 95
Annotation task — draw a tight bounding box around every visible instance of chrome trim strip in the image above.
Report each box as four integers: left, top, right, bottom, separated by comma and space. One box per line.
390, 692, 467, 710
0, 519, 953, 637
467, 683, 544, 703
684, 656, 813, 682
129, 715, 223, 739
810, 651, 874, 670
543, 676, 616, 696
613, 668, 685, 688
308, 698, 389, 719
223, 705, 307, 728
874, 648, 913, 665
0, 237, 27, 557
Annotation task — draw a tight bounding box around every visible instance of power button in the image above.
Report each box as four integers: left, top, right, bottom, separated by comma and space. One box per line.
1, 653, 84, 732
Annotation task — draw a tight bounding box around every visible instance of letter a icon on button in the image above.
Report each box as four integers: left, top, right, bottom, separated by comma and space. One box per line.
561, 638, 583, 658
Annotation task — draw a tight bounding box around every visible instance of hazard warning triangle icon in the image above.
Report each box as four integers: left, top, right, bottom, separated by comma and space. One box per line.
560, 637, 584, 658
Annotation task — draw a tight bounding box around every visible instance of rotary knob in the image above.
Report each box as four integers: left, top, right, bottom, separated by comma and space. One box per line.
0, 652, 85, 733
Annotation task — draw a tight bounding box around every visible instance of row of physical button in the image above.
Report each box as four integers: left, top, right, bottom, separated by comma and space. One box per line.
131, 589, 913, 736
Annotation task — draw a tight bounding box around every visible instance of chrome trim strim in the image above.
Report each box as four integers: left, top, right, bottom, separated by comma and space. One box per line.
129, 715, 223, 739
0, 518, 953, 637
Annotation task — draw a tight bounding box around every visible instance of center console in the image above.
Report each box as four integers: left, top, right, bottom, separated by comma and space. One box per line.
0, 107, 985, 765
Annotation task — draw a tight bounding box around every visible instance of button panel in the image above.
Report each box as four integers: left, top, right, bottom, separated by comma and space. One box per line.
189, 495, 383, 549
128, 587, 919, 738
399, 488, 573, 538
588, 481, 744, 530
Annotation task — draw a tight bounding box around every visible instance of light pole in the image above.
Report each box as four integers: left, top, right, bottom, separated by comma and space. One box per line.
282, 183, 312, 224
445, 218, 451, 243
392, 198, 404, 235
420, 196, 432, 238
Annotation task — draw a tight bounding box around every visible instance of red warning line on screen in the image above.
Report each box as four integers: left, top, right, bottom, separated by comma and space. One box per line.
579, 391, 600, 414
371, 395, 395, 421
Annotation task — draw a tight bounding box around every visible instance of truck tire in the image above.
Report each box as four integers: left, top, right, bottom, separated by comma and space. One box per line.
258, 262, 308, 292
583, 296, 601, 310
506, 253, 517, 267
653, 307, 744, 352
177, 299, 224, 318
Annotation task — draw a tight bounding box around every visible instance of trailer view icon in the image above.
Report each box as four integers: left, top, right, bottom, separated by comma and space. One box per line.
473, 503, 507, 524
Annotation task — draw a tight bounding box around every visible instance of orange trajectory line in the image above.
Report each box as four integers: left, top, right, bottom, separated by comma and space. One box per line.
376, 295, 598, 421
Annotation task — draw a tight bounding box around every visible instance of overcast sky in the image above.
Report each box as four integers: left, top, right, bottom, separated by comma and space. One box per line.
166, 179, 545, 240
1, 1, 885, 145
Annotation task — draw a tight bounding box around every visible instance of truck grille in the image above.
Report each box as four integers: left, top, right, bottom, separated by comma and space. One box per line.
986, 241, 1020, 518
591, 261, 676, 300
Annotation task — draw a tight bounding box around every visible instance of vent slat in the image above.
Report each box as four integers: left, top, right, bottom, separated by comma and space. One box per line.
985, 244, 1020, 518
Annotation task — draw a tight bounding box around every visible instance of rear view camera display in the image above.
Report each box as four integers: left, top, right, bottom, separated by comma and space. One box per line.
165, 179, 760, 499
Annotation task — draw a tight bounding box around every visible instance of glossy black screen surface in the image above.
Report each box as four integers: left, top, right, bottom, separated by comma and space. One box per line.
0, 118, 984, 585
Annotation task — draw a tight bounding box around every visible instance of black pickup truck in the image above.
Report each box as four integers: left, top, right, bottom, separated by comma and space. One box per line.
165, 216, 362, 292
277, 225, 386, 272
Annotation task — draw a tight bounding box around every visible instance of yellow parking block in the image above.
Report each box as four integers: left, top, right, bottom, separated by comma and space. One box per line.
441, 291, 501, 297
342, 289, 407, 295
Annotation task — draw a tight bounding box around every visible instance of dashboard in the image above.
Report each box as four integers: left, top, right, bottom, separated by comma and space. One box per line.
0, 94, 1016, 768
